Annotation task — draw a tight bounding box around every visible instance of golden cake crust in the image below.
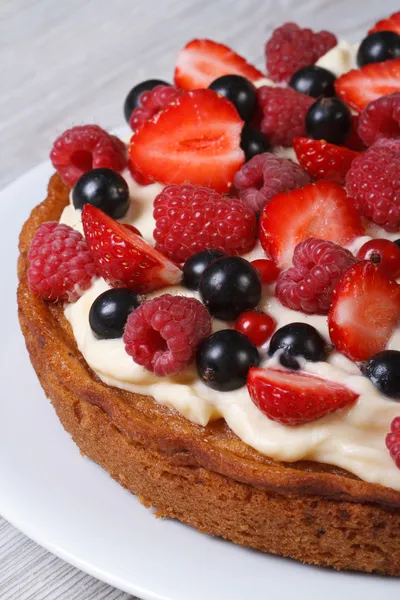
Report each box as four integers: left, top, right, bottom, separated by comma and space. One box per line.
17, 174, 400, 575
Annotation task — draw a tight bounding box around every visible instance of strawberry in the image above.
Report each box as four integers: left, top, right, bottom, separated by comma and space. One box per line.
174, 39, 264, 90
247, 367, 358, 426
328, 261, 400, 362
335, 58, 400, 112
293, 137, 360, 185
369, 11, 400, 35
82, 204, 182, 293
259, 180, 364, 268
129, 89, 244, 194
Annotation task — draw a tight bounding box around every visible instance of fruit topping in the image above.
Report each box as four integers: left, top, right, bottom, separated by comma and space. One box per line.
362, 350, 400, 399
182, 250, 226, 291
129, 89, 245, 194
72, 168, 130, 219
240, 126, 271, 162
373, 137, 400, 153
209, 74, 257, 122
153, 184, 256, 263
257, 86, 314, 147
50, 126, 127, 187
358, 92, 400, 146
89, 288, 141, 339
82, 204, 182, 293
293, 137, 360, 185
369, 11, 400, 35
386, 417, 400, 469
268, 322, 327, 371
196, 330, 260, 391
305, 97, 352, 145
129, 85, 183, 133
259, 180, 364, 269
233, 152, 310, 213
250, 259, 280, 284
123, 79, 169, 122
27, 222, 98, 302
276, 237, 358, 315
346, 146, 400, 231
344, 114, 367, 151
235, 310, 276, 347
174, 39, 263, 91
265, 23, 337, 83
289, 65, 336, 98
357, 31, 400, 67
124, 294, 212, 376
335, 58, 400, 112
356, 239, 400, 279
247, 367, 358, 426
328, 261, 400, 362
199, 256, 262, 320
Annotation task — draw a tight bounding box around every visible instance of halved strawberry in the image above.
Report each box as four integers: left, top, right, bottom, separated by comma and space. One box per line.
174, 39, 264, 90
259, 180, 364, 268
293, 138, 360, 185
129, 89, 245, 194
247, 367, 358, 426
369, 11, 400, 35
328, 261, 400, 362
82, 204, 182, 293
335, 58, 400, 112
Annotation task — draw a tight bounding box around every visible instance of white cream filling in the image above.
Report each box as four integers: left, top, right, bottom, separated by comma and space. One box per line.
59, 42, 400, 491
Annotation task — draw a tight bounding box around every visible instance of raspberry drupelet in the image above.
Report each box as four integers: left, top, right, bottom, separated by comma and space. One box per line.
123, 294, 212, 376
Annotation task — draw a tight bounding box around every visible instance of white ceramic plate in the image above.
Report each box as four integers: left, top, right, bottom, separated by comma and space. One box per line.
0, 161, 398, 600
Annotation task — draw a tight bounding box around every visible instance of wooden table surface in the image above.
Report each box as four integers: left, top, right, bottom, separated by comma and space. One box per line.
1, 0, 398, 598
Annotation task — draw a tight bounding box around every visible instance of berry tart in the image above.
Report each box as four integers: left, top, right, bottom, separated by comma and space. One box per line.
18, 12, 400, 575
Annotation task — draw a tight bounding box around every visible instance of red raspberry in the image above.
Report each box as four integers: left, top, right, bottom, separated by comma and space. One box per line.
346, 146, 400, 231
358, 92, 400, 147
386, 417, 400, 469
153, 184, 257, 263
50, 126, 127, 187
276, 237, 358, 315
27, 222, 98, 302
129, 85, 182, 132
123, 294, 212, 376
373, 137, 400, 154
265, 23, 337, 83
257, 87, 314, 147
233, 153, 310, 212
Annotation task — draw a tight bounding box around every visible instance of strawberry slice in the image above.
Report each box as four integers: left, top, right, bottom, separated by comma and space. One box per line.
369, 11, 400, 35
82, 204, 182, 293
247, 367, 358, 426
129, 89, 245, 194
174, 39, 264, 90
328, 261, 400, 362
259, 180, 364, 268
293, 137, 360, 185
335, 58, 400, 112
